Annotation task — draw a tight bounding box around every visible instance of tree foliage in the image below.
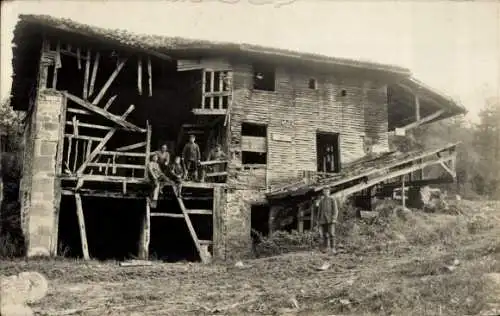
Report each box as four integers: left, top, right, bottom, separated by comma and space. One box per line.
403, 96, 500, 199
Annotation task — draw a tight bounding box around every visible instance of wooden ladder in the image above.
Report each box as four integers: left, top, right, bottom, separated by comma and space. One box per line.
146, 187, 213, 263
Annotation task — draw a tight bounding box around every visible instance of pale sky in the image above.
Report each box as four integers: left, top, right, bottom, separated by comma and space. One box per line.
1, 0, 499, 120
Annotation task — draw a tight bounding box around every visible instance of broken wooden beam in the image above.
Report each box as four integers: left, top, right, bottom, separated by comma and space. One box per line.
103, 95, 117, 111
74, 193, 90, 260
76, 104, 136, 175
65, 92, 145, 132
92, 58, 127, 106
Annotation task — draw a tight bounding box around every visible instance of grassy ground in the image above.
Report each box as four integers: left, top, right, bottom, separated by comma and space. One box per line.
1, 200, 499, 316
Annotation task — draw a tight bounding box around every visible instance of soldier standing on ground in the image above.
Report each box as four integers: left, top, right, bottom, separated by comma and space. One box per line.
315, 188, 339, 254
182, 134, 201, 181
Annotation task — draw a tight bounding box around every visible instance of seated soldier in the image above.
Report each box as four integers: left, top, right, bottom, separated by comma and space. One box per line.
148, 153, 169, 208
153, 144, 170, 175
169, 156, 185, 197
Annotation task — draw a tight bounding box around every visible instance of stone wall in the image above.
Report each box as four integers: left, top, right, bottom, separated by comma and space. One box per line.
223, 187, 266, 260
20, 90, 65, 257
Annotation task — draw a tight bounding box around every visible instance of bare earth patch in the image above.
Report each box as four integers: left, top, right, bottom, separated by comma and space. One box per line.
1, 200, 499, 316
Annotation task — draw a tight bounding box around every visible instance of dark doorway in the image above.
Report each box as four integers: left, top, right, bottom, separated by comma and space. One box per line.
250, 204, 270, 246
316, 132, 341, 173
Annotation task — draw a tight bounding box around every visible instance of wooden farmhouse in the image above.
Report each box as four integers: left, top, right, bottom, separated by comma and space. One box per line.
9, 15, 466, 262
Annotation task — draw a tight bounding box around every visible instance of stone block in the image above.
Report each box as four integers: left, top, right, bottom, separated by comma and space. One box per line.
39, 141, 57, 156
33, 156, 55, 172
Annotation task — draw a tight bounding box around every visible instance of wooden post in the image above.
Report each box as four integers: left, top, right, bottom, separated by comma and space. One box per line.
138, 198, 150, 260
144, 121, 151, 179
201, 70, 206, 109
83, 49, 91, 99
137, 57, 143, 95
147, 57, 153, 97
209, 71, 215, 109
268, 206, 279, 236
74, 193, 90, 260
401, 176, 406, 208
297, 204, 304, 233
212, 187, 224, 260
89, 52, 100, 97
415, 95, 421, 121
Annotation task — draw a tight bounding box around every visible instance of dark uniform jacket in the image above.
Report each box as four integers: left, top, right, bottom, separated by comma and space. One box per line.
317, 196, 338, 225
182, 142, 201, 162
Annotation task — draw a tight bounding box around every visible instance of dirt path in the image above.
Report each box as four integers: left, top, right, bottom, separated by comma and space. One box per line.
1, 200, 499, 316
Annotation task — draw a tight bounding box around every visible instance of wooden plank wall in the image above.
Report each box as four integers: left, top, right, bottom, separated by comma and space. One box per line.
228, 63, 390, 188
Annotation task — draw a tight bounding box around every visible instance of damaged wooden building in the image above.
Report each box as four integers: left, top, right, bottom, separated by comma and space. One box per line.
9, 15, 466, 262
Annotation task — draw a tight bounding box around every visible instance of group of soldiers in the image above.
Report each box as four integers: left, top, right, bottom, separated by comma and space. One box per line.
147, 134, 227, 207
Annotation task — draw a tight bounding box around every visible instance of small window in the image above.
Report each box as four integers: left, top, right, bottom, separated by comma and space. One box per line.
253, 64, 275, 91
241, 122, 267, 167
308, 78, 317, 89
341, 89, 347, 97
242, 122, 267, 137
242, 151, 267, 165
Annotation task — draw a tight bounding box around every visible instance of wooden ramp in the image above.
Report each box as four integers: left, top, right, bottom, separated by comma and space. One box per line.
267, 142, 459, 201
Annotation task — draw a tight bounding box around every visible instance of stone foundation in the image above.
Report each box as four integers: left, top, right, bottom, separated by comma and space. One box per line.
223, 188, 266, 260
21, 90, 65, 257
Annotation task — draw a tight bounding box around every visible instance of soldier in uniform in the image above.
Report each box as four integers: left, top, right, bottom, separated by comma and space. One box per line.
207, 144, 227, 182
169, 156, 185, 197
182, 134, 201, 181
148, 153, 170, 208
154, 144, 170, 174
315, 188, 339, 254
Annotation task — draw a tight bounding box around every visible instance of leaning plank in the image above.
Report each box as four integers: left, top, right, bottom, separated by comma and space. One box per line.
175, 194, 209, 263
88, 52, 100, 97
334, 156, 454, 200
116, 141, 147, 152
65, 92, 145, 132
74, 193, 90, 260
83, 49, 91, 99
92, 58, 127, 106
76, 104, 135, 175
